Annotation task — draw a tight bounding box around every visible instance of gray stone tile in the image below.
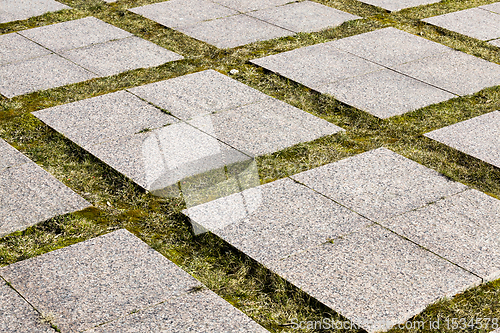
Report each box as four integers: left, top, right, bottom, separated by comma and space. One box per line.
184, 177, 371, 265
393, 50, 500, 96
129, 69, 269, 120
480, 2, 500, 14
0, 0, 70, 24
129, 0, 238, 28
0, 281, 55, 333
383, 189, 500, 281
424, 111, 500, 168
0, 53, 97, 98
85, 122, 250, 192
268, 224, 480, 333
329, 27, 452, 67
0, 157, 91, 236
0, 138, 30, 171
291, 148, 468, 221
213, 0, 291, 12
358, 0, 440, 11
33, 90, 177, 148
86, 289, 268, 333
490, 38, 500, 47
0, 33, 51, 66
248, 1, 360, 33
250, 42, 384, 90
177, 14, 294, 48
0, 229, 202, 332
60, 36, 183, 77
317, 68, 455, 118
196, 97, 344, 156
423, 8, 500, 41
18, 17, 132, 52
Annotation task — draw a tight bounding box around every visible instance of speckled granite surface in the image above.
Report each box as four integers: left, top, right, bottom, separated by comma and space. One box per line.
0, 229, 268, 332
0, 139, 91, 236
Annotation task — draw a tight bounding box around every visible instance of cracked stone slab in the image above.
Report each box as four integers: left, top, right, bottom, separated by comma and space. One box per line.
0, 33, 51, 66
423, 8, 500, 41
393, 50, 500, 96
248, 1, 361, 33
0, 229, 203, 332
33, 90, 177, 148
60, 36, 183, 76
86, 288, 268, 332
481, 2, 500, 14
0, 139, 91, 236
129, 69, 269, 120
383, 189, 500, 281
213, 0, 291, 12
18, 17, 132, 52
317, 68, 454, 118
184, 177, 371, 266
129, 0, 238, 28
176, 14, 294, 48
358, 0, 440, 11
0, 0, 70, 24
424, 111, 500, 168
0, 281, 55, 333
194, 97, 344, 156
0, 53, 97, 98
84, 121, 250, 191
329, 27, 452, 67
291, 148, 467, 221
268, 224, 480, 333
251, 42, 384, 90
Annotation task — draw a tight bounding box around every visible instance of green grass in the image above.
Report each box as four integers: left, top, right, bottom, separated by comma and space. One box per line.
1, 0, 500, 332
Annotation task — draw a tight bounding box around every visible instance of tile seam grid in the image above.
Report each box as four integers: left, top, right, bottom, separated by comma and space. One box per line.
12, 32, 103, 77
0, 33, 54, 67
319, 45, 461, 96
286, 175, 484, 281
79, 287, 206, 332
0, 275, 54, 331
207, 0, 299, 14
480, 6, 500, 15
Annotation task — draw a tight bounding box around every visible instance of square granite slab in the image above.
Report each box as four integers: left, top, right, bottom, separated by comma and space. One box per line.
0, 281, 55, 333
423, 8, 500, 41
177, 14, 294, 48
329, 27, 452, 67
184, 177, 372, 265
0, 0, 70, 24
0, 229, 202, 332
383, 189, 500, 281
129, 0, 238, 28
358, 0, 440, 11
268, 224, 480, 333
60, 36, 183, 76
317, 68, 454, 119
196, 97, 344, 156
33, 90, 177, 148
291, 147, 468, 221
0, 139, 91, 236
18, 17, 132, 52
251, 43, 384, 90
424, 111, 500, 168
393, 50, 500, 96
213, 0, 291, 12
247, 1, 361, 33
129, 69, 269, 120
86, 288, 268, 332
0, 33, 51, 66
0, 53, 97, 98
